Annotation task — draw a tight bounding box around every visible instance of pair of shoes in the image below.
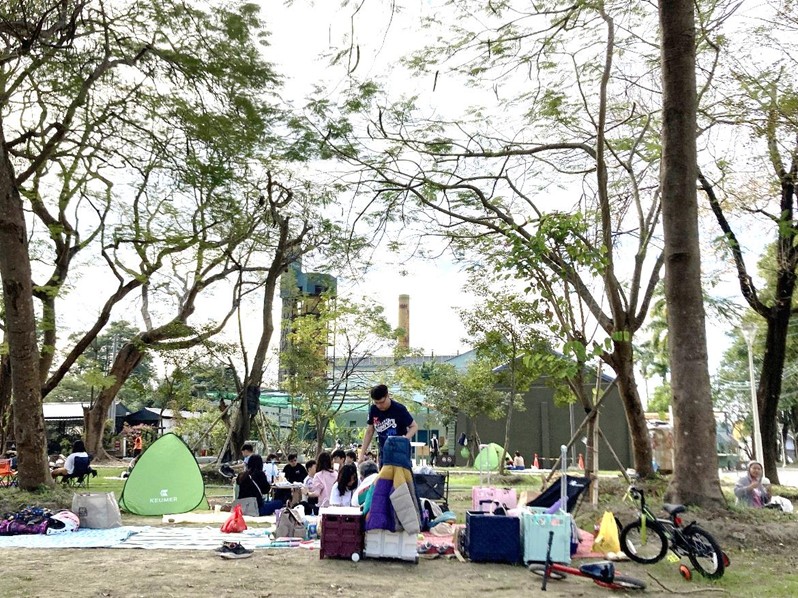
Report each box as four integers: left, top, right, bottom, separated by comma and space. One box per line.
214, 541, 237, 554
417, 542, 438, 556
216, 542, 254, 559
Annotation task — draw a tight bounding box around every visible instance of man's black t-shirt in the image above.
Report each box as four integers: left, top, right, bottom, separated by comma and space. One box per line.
283, 463, 308, 484
368, 399, 414, 457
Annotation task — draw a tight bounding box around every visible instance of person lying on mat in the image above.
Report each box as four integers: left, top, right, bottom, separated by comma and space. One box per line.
236, 455, 284, 516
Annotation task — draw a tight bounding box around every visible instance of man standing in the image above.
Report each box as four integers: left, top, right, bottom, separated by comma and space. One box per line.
429, 434, 439, 467
359, 384, 418, 466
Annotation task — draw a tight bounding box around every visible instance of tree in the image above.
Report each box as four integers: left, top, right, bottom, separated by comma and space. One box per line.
459, 282, 571, 473
398, 359, 505, 467
713, 243, 798, 462
658, 0, 724, 505
46, 322, 153, 408
1, 0, 94, 488
696, 0, 798, 481
317, 1, 675, 476
281, 295, 398, 457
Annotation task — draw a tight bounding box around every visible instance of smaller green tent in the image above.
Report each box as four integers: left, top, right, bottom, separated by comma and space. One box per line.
473, 443, 506, 471
119, 433, 205, 516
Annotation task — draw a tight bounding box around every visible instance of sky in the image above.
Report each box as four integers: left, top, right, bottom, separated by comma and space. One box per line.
264, 0, 478, 358
259, 0, 750, 374
50, 0, 761, 396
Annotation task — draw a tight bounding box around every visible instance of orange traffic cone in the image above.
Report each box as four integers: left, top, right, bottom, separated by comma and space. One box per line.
533, 453, 539, 469
578, 453, 585, 470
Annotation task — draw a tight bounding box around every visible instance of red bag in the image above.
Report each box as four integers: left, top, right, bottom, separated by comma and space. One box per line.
220, 504, 247, 533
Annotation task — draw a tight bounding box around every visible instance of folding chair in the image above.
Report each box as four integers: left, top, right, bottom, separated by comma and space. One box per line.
414, 471, 449, 510
0, 459, 17, 488
63, 456, 95, 488
526, 475, 591, 513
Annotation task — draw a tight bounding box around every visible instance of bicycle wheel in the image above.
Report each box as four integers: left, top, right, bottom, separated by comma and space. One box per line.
527, 564, 567, 580
620, 520, 669, 564
607, 574, 647, 590
685, 527, 725, 579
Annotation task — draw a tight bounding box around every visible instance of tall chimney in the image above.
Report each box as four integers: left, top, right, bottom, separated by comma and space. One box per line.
398, 294, 410, 349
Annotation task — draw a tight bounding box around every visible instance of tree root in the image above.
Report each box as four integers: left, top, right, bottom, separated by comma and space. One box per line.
646, 572, 728, 594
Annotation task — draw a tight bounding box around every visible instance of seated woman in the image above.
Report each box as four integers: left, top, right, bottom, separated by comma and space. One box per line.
236, 455, 284, 516
310, 451, 337, 508
513, 451, 525, 469
735, 461, 771, 507
51, 440, 95, 482
329, 464, 358, 507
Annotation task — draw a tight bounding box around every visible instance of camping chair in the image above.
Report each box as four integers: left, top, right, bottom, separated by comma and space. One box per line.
63, 456, 95, 488
414, 471, 450, 511
0, 459, 17, 488
526, 475, 591, 513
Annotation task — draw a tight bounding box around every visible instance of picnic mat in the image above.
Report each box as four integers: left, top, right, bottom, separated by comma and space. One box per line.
0, 527, 135, 548
116, 526, 273, 550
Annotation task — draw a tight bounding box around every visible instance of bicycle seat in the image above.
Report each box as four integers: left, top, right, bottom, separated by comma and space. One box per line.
663, 503, 686, 516
579, 562, 615, 582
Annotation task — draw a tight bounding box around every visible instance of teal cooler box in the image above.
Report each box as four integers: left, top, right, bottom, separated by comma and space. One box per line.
462, 511, 521, 563
521, 508, 572, 564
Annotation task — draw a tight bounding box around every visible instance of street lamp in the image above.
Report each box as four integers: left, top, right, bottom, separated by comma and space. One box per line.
742, 322, 764, 465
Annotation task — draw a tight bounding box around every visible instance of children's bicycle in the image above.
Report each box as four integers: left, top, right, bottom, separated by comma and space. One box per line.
529, 530, 646, 591
620, 486, 728, 579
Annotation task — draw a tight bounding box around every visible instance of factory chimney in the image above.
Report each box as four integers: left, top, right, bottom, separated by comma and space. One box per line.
398, 294, 410, 349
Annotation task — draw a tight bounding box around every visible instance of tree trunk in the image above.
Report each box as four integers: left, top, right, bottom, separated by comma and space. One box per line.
0, 354, 11, 451
759, 306, 793, 484
607, 341, 653, 477
0, 130, 52, 489
84, 343, 144, 457
659, 0, 724, 506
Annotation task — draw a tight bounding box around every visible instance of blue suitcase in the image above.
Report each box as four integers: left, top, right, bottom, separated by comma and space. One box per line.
462, 510, 521, 564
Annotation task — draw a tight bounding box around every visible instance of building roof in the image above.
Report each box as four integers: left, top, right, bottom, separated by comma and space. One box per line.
43, 402, 130, 421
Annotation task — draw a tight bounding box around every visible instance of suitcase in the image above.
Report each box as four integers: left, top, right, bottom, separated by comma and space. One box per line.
463, 509, 521, 563
521, 508, 572, 564
471, 444, 517, 512
471, 486, 518, 512
522, 444, 574, 564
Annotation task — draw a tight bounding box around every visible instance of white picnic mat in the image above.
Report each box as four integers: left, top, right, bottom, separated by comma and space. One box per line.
116, 526, 274, 550
0, 527, 135, 548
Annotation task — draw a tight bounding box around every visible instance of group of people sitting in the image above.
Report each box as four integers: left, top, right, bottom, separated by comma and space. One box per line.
504, 451, 526, 470
234, 446, 380, 517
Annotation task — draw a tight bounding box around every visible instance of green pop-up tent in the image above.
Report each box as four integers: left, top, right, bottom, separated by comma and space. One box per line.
473, 442, 505, 471
119, 433, 205, 516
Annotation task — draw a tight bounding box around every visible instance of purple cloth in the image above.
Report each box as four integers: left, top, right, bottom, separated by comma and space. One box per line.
365, 477, 396, 532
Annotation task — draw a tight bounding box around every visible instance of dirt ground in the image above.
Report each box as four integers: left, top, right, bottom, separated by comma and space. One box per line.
2, 509, 796, 598
2, 477, 798, 597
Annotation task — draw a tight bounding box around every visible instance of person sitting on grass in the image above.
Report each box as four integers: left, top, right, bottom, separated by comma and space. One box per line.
329, 463, 359, 507
300, 459, 319, 515
735, 461, 771, 508
236, 455, 284, 516
513, 451, 525, 469
310, 451, 338, 508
